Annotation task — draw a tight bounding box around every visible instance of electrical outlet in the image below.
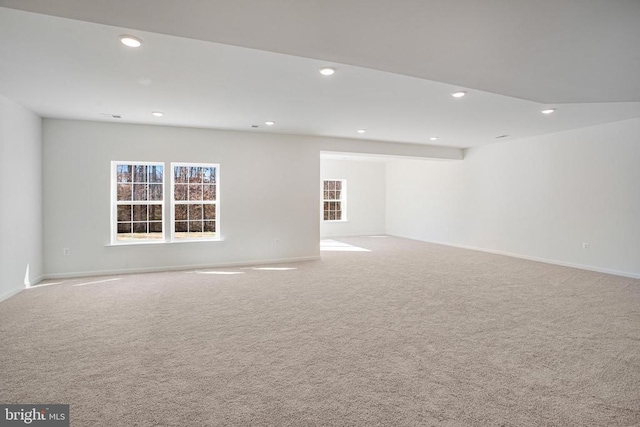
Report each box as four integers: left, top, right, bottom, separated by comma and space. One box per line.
582, 242, 589, 249
63, 248, 70, 256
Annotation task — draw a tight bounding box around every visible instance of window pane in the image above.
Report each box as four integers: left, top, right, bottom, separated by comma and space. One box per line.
329, 181, 336, 190
323, 212, 329, 220
174, 166, 189, 184
133, 184, 148, 201
203, 167, 216, 183
175, 221, 188, 233
203, 221, 216, 232
149, 184, 163, 201
335, 211, 342, 220
175, 204, 188, 221
117, 184, 132, 201
189, 221, 203, 232
117, 205, 132, 222
117, 222, 131, 233
203, 184, 216, 201
149, 205, 162, 221
203, 204, 215, 220
149, 165, 163, 183
133, 205, 147, 222
323, 181, 329, 190
117, 165, 132, 183
134, 165, 147, 182
329, 211, 336, 220
189, 204, 203, 220
149, 222, 163, 233
174, 184, 188, 201
189, 167, 202, 183
323, 202, 328, 211
133, 222, 148, 234
189, 184, 202, 201
335, 190, 341, 200
335, 181, 342, 190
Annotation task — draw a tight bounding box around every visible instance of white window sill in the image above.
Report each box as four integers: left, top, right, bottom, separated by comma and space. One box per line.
105, 238, 224, 247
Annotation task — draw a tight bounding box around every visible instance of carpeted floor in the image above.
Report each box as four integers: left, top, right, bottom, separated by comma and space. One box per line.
1, 236, 639, 426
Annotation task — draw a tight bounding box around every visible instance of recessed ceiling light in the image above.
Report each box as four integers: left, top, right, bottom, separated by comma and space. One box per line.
357, 129, 366, 134
319, 67, 336, 76
265, 121, 275, 126
251, 125, 259, 128
151, 111, 164, 117
119, 35, 143, 48
541, 108, 556, 114
451, 91, 466, 98
430, 137, 439, 141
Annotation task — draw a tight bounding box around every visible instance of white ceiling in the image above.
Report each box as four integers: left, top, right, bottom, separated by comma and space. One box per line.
1, 2, 639, 149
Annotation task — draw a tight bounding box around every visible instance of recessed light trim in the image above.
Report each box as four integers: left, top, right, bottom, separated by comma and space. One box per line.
357, 129, 366, 134
430, 137, 439, 141
265, 121, 275, 126
151, 111, 164, 117
541, 108, 556, 114
319, 67, 336, 76
119, 35, 143, 48
451, 91, 466, 98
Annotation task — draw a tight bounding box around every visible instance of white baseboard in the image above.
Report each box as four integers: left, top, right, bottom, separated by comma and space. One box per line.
0, 287, 24, 303
43, 255, 321, 280
389, 234, 640, 280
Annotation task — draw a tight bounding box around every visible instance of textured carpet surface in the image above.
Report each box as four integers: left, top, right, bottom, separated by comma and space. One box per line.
1, 236, 639, 426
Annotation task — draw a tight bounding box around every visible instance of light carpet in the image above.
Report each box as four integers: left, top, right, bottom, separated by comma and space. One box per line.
1, 236, 639, 426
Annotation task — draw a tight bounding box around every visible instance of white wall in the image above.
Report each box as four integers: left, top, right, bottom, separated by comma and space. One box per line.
43, 119, 321, 277
41, 119, 459, 278
0, 95, 43, 300
387, 117, 640, 277
320, 159, 386, 238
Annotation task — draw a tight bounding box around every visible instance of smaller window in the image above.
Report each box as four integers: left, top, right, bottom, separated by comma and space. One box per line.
322, 179, 347, 221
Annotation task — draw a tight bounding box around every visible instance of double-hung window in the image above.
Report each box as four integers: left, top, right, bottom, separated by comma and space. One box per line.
323, 179, 347, 221
111, 161, 219, 243
172, 163, 219, 240
112, 162, 164, 242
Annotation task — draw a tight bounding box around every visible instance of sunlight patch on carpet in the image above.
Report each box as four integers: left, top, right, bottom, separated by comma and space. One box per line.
28, 281, 66, 289
321, 239, 371, 252
73, 278, 121, 287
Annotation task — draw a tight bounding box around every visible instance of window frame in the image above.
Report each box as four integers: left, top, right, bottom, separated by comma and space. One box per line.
170, 162, 220, 242
110, 161, 166, 245
322, 179, 347, 222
